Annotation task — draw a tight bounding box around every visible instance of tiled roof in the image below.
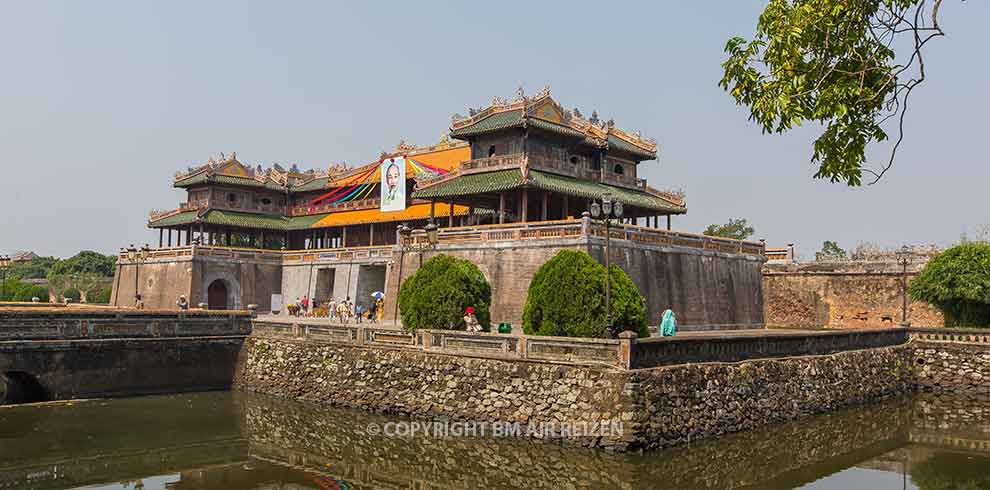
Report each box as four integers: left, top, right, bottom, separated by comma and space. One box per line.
449, 110, 525, 138
148, 210, 198, 227
412, 169, 526, 200
174, 172, 288, 191
529, 171, 684, 214
608, 135, 655, 159
293, 176, 330, 193
413, 169, 685, 214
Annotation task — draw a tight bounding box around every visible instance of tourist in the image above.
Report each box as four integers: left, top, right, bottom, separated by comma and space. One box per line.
176, 295, 189, 310
328, 297, 337, 321
660, 309, 677, 337
336, 298, 349, 324
134, 294, 144, 310
368, 300, 378, 323
375, 297, 384, 322
464, 306, 481, 332
355, 303, 365, 324
301, 295, 309, 315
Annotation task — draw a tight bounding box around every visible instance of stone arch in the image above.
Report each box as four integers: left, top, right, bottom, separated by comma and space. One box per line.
201, 271, 242, 310
2, 371, 50, 404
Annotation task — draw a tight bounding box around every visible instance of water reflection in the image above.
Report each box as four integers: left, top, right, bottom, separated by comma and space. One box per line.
0, 391, 987, 490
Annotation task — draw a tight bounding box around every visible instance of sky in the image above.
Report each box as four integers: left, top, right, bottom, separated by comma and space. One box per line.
1, 1, 987, 259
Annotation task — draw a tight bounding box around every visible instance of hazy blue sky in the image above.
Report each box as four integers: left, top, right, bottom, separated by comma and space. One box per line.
1, 1, 987, 259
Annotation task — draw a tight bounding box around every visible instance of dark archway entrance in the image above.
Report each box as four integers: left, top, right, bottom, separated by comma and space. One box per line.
208, 280, 229, 310
1, 371, 50, 404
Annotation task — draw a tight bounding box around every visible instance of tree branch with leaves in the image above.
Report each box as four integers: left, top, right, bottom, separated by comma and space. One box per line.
721, 0, 948, 185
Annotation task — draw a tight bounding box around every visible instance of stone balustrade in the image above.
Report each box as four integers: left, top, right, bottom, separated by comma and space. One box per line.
0, 309, 253, 341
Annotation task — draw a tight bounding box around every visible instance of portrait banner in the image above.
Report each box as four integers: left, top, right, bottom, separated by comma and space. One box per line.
380, 157, 406, 212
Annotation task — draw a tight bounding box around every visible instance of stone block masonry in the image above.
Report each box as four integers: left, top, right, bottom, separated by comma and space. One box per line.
909, 328, 990, 394
235, 333, 915, 451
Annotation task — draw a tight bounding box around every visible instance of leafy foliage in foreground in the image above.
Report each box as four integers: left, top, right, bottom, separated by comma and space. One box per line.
721, 0, 947, 185
398, 254, 491, 332
523, 250, 648, 338
909, 243, 990, 327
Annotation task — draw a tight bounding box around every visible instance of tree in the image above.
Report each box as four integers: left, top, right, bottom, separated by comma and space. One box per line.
522, 250, 649, 339
50, 251, 116, 277
398, 254, 492, 333
7, 256, 58, 280
909, 243, 990, 327
721, 0, 948, 185
703, 218, 755, 240
816, 240, 848, 260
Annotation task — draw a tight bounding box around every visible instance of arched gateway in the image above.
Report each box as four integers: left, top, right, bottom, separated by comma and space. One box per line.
207, 280, 228, 310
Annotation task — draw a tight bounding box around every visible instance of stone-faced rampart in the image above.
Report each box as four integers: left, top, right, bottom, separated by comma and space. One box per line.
235, 328, 919, 451
909, 328, 990, 394
0, 309, 252, 403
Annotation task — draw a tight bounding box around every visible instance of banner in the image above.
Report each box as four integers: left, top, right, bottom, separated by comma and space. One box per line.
380, 157, 407, 212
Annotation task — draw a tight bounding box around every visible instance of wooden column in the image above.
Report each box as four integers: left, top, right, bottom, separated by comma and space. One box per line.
342, 226, 348, 247
370, 223, 375, 246
167, 229, 173, 247
541, 191, 548, 221
667, 215, 672, 230
260, 231, 266, 249
448, 201, 454, 227
563, 196, 569, 219
499, 193, 505, 224
468, 205, 474, 225
158, 229, 163, 248
520, 190, 528, 223
430, 200, 436, 221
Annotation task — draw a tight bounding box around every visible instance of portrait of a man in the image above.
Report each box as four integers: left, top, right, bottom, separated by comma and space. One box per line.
380, 158, 406, 212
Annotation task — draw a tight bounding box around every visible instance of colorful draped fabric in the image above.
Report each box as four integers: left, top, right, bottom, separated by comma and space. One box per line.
660, 309, 677, 337
309, 157, 448, 206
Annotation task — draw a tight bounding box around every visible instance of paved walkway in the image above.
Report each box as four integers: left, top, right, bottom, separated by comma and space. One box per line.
252, 314, 842, 339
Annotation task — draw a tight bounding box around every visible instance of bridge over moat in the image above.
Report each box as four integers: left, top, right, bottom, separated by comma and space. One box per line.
0, 307, 251, 404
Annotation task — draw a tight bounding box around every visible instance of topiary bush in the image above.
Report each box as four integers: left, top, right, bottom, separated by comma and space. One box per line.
523, 249, 648, 338
87, 287, 112, 304
14, 284, 49, 302
62, 288, 81, 303
909, 243, 990, 327
398, 254, 491, 332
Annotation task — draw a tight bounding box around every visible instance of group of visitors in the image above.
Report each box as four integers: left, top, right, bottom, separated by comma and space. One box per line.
284, 294, 385, 324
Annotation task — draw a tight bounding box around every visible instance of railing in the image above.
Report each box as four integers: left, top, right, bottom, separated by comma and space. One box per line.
120, 245, 393, 264
406, 219, 585, 245
251, 321, 630, 368
909, 328, 990, 345
288, 198, 381, 217
631, 328, 909, 369
460, 154, 523, 173
589, 222, 765, 256
0, 309, 253, 341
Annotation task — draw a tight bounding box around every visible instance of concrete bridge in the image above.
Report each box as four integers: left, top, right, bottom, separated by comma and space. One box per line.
0, 307, 251, 404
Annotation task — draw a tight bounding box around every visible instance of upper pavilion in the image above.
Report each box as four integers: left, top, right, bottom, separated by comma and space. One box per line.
147, 87, 686, 250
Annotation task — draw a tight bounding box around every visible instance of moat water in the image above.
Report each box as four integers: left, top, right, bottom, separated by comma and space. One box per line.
0, 391, 987, 490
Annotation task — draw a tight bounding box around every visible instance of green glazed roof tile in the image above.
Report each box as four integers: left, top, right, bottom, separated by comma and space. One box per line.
449, 111, 525, 138
413, 169, 685, 214
148, 210, 198, 227
607, 135, 655, 160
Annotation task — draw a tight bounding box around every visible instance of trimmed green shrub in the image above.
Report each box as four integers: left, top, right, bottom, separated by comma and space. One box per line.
523, 250, 648, 338
87, 287, 112, 304
398, 254, 491, 332
14, 284, 49, 302
63, 288, 82, 303
909, 243, 990, 327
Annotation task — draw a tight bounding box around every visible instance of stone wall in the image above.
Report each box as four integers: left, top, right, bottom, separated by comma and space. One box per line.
0, 309, 251, 403
763, 261, 944, 328
909, 329, 990, 394
235, 334, 914, 450
382, 234, 764, 329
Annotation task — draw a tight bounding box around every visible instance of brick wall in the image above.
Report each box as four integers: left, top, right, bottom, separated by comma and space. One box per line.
763, 261, 944, 328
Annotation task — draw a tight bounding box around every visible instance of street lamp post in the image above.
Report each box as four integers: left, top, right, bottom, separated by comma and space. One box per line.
0, 255, 11, 301
896, 245, 911, 326
590, 193, 623, 333
127, 244, 151, 307
392, 220, 440, 324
